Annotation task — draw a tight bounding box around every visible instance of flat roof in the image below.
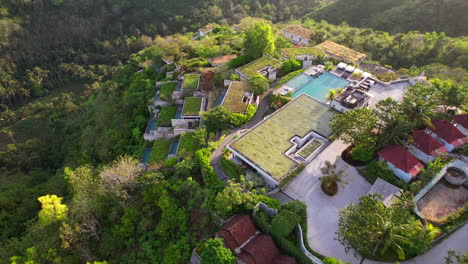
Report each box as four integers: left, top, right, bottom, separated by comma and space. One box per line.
229, 94, 337, 180
282, 25, 313, 39
182, 74, 200, 90
182, 97, 202, 116
315, 41, 366, 64
222, 81, 252, 113
237, 56, 281, 79
281, 47, 325, 59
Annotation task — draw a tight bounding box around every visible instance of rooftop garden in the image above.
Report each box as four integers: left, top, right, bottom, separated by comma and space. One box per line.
315, 41, 366, 63
297, 139, 323, 159
182, 74, 200, 90
148, 139, 172, 164
182, 97, 202, 116
222, 82, 252, 113
178, 131, 203, 157
237, 56, 281, 79
157, 106, 177, 127
230, 95, 337, 180
281, 47, 325, 59
160, 82, 177, 101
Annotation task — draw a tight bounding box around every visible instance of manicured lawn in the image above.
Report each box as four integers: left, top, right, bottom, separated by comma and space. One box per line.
149, 139, 171, 164
238, 56, 282, 79
182, 74, 200, 90
178, 132, 201, 156
182, 97, 202, 116
281, 47, 325, 59
160, 82, 177, 101
298, 139, 323, 158
157, 106, 176, 127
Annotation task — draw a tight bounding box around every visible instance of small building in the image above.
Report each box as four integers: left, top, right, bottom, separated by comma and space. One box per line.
221, 81, 255, 114
216, 215, 296, 264
236, 56, 281, 81
409, 130, 448, 164
314, 41, 367, 64
378, 145, 424, 183
452, 114, 468, 136
198, 23, 217, 37
181, 73, 201, 93
427, 120, 468, 151
330, 87, 371, 112
181, 97, 203, 120
227, 94, 336, 187
368, 178, 402, 207
280, 47, 325, 68
209, 54, 237, 67
281, 25, 313, 46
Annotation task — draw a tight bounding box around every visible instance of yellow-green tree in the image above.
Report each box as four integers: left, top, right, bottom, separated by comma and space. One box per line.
37, 194, 68, 226
244, 22, 276, 58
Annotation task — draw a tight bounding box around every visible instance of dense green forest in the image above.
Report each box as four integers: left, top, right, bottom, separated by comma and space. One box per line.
312, 0, 468, 36
0, 0, 467, 263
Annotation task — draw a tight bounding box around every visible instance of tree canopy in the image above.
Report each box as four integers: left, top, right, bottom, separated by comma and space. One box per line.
244, 22, 276, 58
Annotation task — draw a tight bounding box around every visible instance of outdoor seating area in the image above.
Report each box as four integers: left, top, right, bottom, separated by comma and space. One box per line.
330, 86, 371, 112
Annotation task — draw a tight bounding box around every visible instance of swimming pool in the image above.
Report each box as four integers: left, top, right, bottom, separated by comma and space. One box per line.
141, 148, 152, 164
287, 72, 349, 102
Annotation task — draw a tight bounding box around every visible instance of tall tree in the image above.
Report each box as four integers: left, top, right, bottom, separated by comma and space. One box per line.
200, 238, 236, 264
244, 22, 276, 58
37, 195, 68, 226
401, 82, 439, 128
330, 107, 379, 145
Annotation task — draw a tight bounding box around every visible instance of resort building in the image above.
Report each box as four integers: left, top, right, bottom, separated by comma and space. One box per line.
427, 120, 468, 151
330, 86, 371, 112
281, 25, 313, 46
409, 130, 448, 164
227, 94, 337, 187
216, 215, 296, 264
181, 73, 200, 94
378, 145, 424, 183
221, 81, 256, 114
280, 47, 325, 68
368, 178, 402, 207
209, 54, 237, 67
198, 23, 217, 37
314, 41, 367, 65
236, 56, 281, 81
452, 114, 468, 135
180, 97, 203, 120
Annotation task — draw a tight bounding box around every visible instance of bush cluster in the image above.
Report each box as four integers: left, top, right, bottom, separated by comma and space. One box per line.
271, 210, 298, 237
194, 148, 225, 191
228, 55, 255, 69
359, 160, 405, 188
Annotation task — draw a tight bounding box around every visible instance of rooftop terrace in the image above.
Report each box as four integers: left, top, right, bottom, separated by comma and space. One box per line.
182, 97, 202, 116
229, 94, 337, 180
237, 56, 281, 79
182, 74, 200, 90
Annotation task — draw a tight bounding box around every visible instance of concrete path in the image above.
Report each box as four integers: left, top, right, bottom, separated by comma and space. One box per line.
283, 140, 370, 264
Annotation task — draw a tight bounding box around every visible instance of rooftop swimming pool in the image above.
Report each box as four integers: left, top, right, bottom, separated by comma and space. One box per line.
286, 72, 349, 102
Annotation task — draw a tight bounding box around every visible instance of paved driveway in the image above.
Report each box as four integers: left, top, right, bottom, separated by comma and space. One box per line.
367, 81, 411, 107
283, 140, 371, 264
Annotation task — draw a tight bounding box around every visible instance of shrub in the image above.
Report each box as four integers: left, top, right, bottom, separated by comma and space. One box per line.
249, 75, 269, 95
228, 73, 240, 81
359, 160, 405, 188
275, 69, 305, 88
195, 148, 224, 191
281, 59, 301, 73
200, 238, 236, 264
228, 55, 254, 69
272, 236, 313, 264
271, 209, 298, 237
220, 151, 245, 180
252, 210, 272, 234
351, 143, 376, 162
323, 257, 346, 264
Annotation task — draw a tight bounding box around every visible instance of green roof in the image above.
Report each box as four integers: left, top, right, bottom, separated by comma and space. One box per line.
222, 81, 252, 113
281, 47, 325, 60
237, 57, 281, 79
182, 74, 200, 90
182, 97, 202, 116
229, 94, 337, 181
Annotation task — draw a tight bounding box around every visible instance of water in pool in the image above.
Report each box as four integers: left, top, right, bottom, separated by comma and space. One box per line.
287, 72, 349, 102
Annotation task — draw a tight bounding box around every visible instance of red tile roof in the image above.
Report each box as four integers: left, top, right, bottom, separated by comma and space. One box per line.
209, 54, 237, 66
273, 255, 298, 264
378, 145, 424, 176
430, 120, 467, 147
216, 214, 257, 250
453, 114, 468, 128
412, 130, 448, 157
239, 234, 280, 264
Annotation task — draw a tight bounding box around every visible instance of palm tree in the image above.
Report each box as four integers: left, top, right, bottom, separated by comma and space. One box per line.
326, 89, 336, 104
319, 160, 347, 196
374, 215, 410, 260
379, 116, 414, 147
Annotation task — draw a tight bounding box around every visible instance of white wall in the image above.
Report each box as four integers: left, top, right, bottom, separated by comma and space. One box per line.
385, 161, 413, 183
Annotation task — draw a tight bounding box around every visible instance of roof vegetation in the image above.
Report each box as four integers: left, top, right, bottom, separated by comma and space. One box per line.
222, 82, 252, 113
160, 82, 177, 101
314, 41, 366, 63
237, 56, 281, 79
230, 95, 337, 180
182, 97, 202, 116
281, 47, 325, 59
182, 74, 200, 90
